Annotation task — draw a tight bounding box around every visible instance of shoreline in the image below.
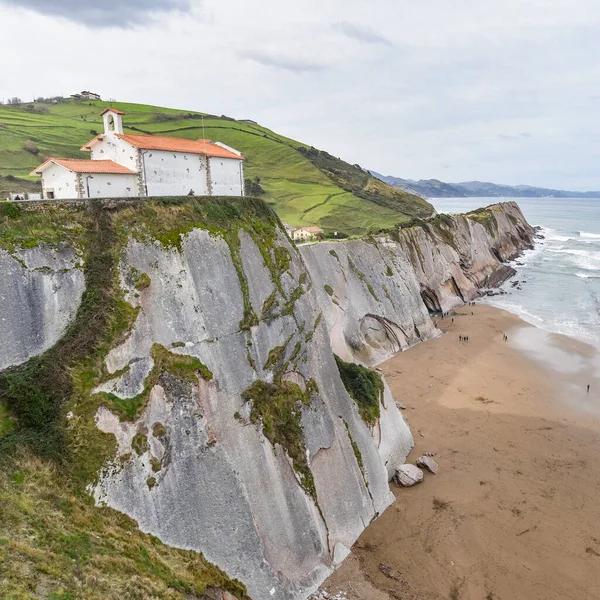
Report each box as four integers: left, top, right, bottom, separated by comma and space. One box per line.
321, 304, 600, 600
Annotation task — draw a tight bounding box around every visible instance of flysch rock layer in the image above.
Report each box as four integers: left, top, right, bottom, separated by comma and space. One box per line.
301, 201, 534, 360
0, 201, 535, 600
0, 244, 84, 371
91, 228, 398, 600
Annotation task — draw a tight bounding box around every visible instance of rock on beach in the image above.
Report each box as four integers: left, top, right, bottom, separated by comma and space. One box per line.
394, 464, 424, 487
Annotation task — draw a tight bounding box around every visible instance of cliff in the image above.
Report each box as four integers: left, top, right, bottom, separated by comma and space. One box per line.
0, 198, 534, 600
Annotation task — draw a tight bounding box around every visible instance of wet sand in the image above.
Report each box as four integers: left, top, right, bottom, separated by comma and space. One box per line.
323, 305, 600, 600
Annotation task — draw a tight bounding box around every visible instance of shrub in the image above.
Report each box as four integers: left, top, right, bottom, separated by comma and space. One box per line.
23, 140, 39, 155
334, 355, 383, 425
244, 177, 265, 196
0, 202, 21, 219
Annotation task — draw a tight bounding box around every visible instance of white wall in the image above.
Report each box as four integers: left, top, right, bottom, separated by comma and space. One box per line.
209, 157, 244, 196
86, 174, 138, 198
90, 135, 138, 172
41, 163, 79, 199
143, 150, 209, 197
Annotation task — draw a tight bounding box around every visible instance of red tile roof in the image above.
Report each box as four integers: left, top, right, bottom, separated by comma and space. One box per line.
31, 158, 136, 175
100, 107, 125, 115
81, 132, 243, 160
114, 134, 244, 159
297, 226, 324, 233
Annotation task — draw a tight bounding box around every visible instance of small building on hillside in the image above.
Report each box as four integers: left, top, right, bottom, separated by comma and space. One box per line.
31, 108, 245, 199
71, 91, 101, 100
292, 226, 324, 242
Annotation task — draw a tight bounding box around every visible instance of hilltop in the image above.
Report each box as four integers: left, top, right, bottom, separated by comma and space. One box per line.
372, 172, 600, 199
0, 99, 432, 234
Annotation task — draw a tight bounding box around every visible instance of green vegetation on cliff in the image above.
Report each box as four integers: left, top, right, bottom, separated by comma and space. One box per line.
334, 355, 383, 426
0, 99, 433, 234
242, 380, 316, 498
0, 453, 247, 599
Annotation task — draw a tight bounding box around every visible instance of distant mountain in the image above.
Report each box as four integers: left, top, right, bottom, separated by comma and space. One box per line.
371, 172, 600, 199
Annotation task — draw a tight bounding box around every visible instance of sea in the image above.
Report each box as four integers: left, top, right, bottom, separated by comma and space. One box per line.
432, 197, 600, 348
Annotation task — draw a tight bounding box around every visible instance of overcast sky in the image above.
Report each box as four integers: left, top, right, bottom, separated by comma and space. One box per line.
1, 0, 600, 190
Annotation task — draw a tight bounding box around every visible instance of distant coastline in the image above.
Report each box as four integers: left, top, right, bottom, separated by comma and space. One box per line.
371, 171, 600, 199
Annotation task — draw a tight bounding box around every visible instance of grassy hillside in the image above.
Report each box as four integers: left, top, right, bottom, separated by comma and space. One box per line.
0, 99, 432, 234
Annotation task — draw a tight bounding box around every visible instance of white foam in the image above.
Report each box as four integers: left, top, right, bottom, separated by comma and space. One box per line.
580, 231, 600, 240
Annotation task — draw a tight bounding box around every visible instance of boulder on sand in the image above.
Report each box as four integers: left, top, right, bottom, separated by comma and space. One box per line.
416, 455, 439, 474
394, 464, 424, 487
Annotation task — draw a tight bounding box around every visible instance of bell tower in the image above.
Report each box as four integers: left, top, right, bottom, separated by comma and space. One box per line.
101, 107, 124, 135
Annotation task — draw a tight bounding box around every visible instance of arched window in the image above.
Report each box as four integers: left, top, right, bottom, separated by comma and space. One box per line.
107, 114, 115, 132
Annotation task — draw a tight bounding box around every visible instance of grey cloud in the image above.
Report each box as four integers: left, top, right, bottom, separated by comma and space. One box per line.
0, 0, 191, 26
520, 132, 532, 138
333, 22, 391, 45
242, 51, 325, 73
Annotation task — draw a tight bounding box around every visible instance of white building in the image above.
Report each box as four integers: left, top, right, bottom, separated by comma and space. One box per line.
71, 90, 102, 100
31, 108, 245, 200
292, 226, 324, 242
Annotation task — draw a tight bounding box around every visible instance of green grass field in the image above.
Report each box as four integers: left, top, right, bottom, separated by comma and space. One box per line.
0, 99, 433, 234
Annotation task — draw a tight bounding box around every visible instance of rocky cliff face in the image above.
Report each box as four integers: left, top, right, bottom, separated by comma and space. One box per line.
0, 244, 84, 371
301, 201, 534, 361
0, 199, 534, 600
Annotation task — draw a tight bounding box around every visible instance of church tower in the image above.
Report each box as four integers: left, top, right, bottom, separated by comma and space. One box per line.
101, 107, 124, 135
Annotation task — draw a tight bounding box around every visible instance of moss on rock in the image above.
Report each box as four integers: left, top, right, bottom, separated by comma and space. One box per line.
131, 433, 149, 456
242, 379, 316, 499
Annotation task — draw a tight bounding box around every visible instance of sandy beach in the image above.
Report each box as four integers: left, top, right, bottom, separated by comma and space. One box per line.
323, 305, 600, 600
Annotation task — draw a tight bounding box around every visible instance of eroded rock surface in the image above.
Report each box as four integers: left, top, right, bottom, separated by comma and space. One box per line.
91, 229, 399, 600
0, 244, 84, 370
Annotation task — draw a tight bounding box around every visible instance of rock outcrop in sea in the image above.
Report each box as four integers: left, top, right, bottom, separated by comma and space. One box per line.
0, 198, 534, 600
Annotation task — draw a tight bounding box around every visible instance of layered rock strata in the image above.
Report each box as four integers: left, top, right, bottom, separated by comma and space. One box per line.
0, 199, 534, 600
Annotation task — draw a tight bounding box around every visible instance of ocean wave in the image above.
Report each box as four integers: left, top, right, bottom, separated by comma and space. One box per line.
575, 273, 600, 279
485, 296, 600, 346
547, 248, 600, 256
580, 231, 600, 240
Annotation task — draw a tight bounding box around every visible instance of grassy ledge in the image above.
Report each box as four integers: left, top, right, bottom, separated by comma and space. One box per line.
94, 343, 212, 422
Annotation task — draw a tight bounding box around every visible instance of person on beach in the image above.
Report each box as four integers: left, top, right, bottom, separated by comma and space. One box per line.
588, 384, 591, 395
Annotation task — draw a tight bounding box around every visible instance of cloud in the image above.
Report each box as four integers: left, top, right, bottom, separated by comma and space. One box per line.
2, 0, 600, 189
0, 0, 192, 27
242, 51, 325, 73
333, 21, 391, 45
